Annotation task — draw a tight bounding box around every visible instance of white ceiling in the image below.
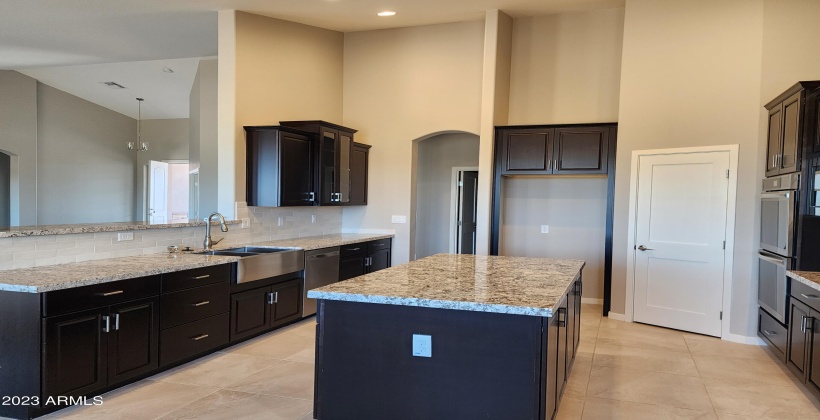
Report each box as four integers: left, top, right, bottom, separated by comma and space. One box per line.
2, 0, 623, 119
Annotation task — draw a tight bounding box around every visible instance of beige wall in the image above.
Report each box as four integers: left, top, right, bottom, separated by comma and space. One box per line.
0, 71, 37, 226
761, 0, 820, 102
234, 11, 344, 210
613, 0, 764, 336
508, 9, 625, 125
191, 59, 219, 219
501, 177, 608, 300
342, 21, 486, 264
136, 118, 189, 220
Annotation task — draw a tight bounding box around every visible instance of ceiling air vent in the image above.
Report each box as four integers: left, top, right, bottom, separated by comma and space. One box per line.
101, 81, 126, 89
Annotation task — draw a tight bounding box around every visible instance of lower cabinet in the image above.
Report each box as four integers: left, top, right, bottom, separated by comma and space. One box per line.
230, 278, 303, 342
786, 280, 820, 397
339, 238, 392, 281
43, 296, 160, 400
544, 275, 582, 420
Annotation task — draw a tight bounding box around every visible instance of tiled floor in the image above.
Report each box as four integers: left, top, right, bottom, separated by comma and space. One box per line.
40, 304, 820, 419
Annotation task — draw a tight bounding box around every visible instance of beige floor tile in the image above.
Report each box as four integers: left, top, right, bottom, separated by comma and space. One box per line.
597, 325, 689, 352
555, 394, 585, 420
593, 343, 699, 377
704, 377, 820, 419
684, 335, 772, 360
565, 353, 593, 397
159, 390, 312, 420
581, 317, 602, 328
152, 352, 281, 387
285, 346, 316, 364
227, 331, 315, 360
41, 380, 218, 420
579, 325, 599, 339
576, 338, 596, 355
296, 411, 315, 420
582, 397, 717, 419
693, 354, 795, 386
226, 361, 314, 400
274, 319, 317, 339
587, 366, 713, 412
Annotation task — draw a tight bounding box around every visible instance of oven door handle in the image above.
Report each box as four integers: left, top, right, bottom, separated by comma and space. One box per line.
757, 252, 786, 266
761, 192, 791, 200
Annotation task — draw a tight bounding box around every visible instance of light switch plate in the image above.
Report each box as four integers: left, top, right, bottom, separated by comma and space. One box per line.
241, 218, 251, 228
311, 214, 317, 224
540, 225, 549, 234
391, 215, 407, 224
117, 232, 134, 242
412, 334, 432, 357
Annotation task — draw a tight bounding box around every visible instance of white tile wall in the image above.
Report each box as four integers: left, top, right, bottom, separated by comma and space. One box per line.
0, 206, 343, 271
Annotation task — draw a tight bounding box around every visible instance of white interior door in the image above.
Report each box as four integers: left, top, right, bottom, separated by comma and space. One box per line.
148, 160, 169, 224
633, 151, 730, 337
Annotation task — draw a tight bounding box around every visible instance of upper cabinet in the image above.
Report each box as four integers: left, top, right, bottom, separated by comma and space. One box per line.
765, 81, 820, 177
245, 126, 316, 207
280, 121, 360, 206
498, 124, 614, 176
246, 121, 369, 207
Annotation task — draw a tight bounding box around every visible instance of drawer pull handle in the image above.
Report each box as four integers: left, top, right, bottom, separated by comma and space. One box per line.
763, 330, 777, 336
348, 247, 361, 251
801, 293, 820, 300
192, 275, 211, 280
98, 290, 124, 297
191, 334, 210, 341
192, 301, 210, 307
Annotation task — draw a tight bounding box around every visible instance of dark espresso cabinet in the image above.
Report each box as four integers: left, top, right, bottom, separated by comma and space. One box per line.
554, 127, 610, 174
498, 125, 612, 176
339, 238, 392, 281
786, 279, 820, 397
245, 126, 316, 206
764, 82, 820, 177
348, 143, 371, 206
230, 278, 303, 342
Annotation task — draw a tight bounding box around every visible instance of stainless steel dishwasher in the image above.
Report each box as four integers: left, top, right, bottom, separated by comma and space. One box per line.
303, 247, 340, 316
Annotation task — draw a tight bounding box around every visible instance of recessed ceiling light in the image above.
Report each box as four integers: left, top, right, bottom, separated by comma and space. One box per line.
377, 11, 396, 17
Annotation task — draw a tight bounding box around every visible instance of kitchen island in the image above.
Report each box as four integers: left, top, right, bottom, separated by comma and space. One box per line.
308, 253, 585, 420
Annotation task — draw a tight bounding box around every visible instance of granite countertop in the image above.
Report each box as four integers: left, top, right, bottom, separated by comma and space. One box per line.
787, 271, 820, 292
0, 233, 393, 293
0, 219, 243, 238
308, 254, 585, 317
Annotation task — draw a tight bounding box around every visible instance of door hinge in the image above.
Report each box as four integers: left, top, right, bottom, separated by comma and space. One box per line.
720, 311, 723, 320
726, 169, 730, 179
458, 181, 463, 187
723, 241, 726, 250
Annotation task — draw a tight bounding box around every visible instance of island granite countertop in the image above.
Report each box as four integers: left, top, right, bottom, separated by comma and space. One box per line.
0, 232, 393, 293
787, 270, 820, 292
308, 253, 585, 317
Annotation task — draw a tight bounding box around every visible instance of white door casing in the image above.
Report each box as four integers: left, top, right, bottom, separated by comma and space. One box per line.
626, 146, 738, 338
148, 160, 169, 224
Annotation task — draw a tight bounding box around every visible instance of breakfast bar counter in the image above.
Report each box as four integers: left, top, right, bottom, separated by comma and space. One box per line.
308, 254, 585, 420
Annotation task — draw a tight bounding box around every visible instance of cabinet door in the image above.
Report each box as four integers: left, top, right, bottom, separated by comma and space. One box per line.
554, 127, 609, 174
566, 284, 577, 363
766, 105, 783, 177
271, 279, 303, 327
501, 129, 553, 174
43, 307, 108, 398
230, 286, 271, 342
780, 92, 802, 174
574, 279, 582, 353
338, 132, 353, 204
809, 315, 820, 393
108, 297, 159, 385
319, 129, 339, 205
280, 131, 316, 206
348, 144, 370, 206
788, 298, 811, 376
545, 313, 559, 419
339, 255, 367, 281
556, 297, 569, 396
367, 249, 391, 273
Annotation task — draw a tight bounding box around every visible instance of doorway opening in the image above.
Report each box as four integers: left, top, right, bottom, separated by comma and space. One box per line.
0, 151, 10, 227
412, 132, 479, 260
450, 168, 479, 254
144, 160, 190, 223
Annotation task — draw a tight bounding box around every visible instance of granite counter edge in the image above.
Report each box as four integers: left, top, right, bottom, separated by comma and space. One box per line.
787, 271, 820, 292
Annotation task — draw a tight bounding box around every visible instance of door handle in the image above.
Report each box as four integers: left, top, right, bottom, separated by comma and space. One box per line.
102, 315, 110, 333
557, 307, 567, 327
763, 330, 777, 336
114, 313, 120, 331
267, 291, 278, 305
637, 245, 654, 251
308, 192, 315, 202
801, 293, 820, 300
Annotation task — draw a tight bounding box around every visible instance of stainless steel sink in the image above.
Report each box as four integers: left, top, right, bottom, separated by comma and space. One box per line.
195, 246, 304, 283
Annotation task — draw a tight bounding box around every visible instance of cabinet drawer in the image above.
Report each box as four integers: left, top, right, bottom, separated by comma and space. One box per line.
161, 282, 229, 329
160, 313, 229, 366
792, 280, 820, 312
162, 264, 232, 293
367, 238, 391, 252
758, 308, 788, 357
42, 275, 161, 317
340, 243, 367, 257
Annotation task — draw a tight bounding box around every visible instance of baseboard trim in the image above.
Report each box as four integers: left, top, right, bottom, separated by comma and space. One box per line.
581, 298, 603, 304
607, 312, 626, 321
722, 332, 765, 346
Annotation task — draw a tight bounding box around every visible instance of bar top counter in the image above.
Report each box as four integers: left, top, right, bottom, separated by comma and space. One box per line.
308, 253, 585, 317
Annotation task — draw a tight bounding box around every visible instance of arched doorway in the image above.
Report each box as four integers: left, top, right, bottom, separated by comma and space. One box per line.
411, 131, 479, 260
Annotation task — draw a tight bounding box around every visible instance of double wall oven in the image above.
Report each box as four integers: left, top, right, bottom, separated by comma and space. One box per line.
758, 173, 799, 324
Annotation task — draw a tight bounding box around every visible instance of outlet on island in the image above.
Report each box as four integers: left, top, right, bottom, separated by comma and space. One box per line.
412, 334, 432, 358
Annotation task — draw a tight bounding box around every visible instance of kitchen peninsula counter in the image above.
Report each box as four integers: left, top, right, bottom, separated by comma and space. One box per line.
309, 254, 585, 420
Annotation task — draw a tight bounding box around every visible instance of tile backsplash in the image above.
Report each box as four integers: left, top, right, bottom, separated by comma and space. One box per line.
0, 206, 342, 271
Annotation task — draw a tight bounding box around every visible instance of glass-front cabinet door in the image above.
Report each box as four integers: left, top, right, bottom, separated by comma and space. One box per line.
320, 129, 338, 205
338, 132, 352, 203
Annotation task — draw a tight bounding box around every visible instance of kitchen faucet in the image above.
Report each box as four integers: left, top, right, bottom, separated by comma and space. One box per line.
203, 212, 228, 250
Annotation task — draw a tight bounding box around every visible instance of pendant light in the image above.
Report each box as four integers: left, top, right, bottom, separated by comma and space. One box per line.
127, 98, 148, 152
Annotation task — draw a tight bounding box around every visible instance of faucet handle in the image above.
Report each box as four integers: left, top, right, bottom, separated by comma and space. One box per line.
212, 238, 224, 246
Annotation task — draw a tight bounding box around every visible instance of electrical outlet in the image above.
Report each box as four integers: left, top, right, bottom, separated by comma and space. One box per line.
391, 215, 407, 224
311, 214, 317, 224
412, 334, 432, 358
277, 216, 283, 227
540, 225, 549, 234
117, 232, 134, 242
241, 218, 251, 228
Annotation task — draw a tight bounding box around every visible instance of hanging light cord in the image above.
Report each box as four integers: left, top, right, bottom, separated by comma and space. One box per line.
137, 98, 144, 150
